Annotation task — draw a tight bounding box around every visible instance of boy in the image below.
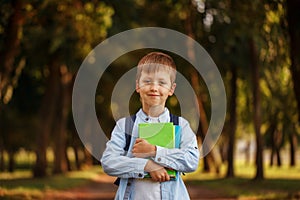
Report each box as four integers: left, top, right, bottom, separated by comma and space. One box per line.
101, 52, 199, 200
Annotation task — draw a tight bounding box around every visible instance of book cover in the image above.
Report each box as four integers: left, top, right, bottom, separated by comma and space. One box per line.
138, 122, 178, 180
138, 122, 175, 148
143, 168, 177, 180
174, 125, 181, 148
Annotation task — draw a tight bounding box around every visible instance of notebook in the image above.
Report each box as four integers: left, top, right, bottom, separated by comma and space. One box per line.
138, 122, 179, 180
138, 122, 175, 148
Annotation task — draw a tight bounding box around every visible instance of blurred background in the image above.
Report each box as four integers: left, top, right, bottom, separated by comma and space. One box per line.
0, 0, 300, 199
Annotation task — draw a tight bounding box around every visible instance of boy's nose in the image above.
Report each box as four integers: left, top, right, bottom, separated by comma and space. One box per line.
149, 82, 159, 91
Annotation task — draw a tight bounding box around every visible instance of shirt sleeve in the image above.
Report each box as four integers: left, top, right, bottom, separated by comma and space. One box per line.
100, 118, 148, 179
153, 117, 199, 172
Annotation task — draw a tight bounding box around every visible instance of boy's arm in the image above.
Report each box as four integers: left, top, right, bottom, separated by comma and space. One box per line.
100, 118, 149, 179
132, 138, 156, 158
152, 118, 199, 173
144, 160, 170, 182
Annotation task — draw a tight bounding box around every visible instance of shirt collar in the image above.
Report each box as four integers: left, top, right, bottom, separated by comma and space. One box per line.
137, 108, 170, 123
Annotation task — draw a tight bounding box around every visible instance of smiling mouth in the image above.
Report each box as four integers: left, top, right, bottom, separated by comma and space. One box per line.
148, 94, 160, 97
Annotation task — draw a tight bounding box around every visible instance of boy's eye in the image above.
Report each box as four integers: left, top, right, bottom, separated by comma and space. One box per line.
142, 80, 152, 85
159, 81, 167, 85
140, 78, 170, 87
143, 80, 151, 84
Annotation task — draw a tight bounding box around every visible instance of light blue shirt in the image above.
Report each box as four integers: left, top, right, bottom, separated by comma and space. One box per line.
101, 108, 200, 200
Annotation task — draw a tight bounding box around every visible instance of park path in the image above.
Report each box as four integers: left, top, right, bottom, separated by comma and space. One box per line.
45, 173, 235, 200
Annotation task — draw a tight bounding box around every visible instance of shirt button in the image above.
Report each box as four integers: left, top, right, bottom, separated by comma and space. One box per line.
138, 173, 143, 177
127, 182, 131, 186
158, 158, 161, 162
145, 117, 149, 121
194, 147, 198, 149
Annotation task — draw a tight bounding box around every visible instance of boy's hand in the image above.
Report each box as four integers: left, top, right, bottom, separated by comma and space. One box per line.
144, 160, 170, 182
132, 138, 156, 158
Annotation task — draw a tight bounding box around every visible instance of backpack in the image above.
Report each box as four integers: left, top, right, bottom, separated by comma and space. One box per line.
114, 113, 179, 186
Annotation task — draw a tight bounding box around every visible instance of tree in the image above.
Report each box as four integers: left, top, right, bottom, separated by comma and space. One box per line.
226, 65, 237, 177
260, 1, 298, 168
0, 69, 39, 172
286, 0, 300, 124
249, 37, 264, 180
21, 0, 114, 177
184, 2, 221, 173
0, 0, 25, 105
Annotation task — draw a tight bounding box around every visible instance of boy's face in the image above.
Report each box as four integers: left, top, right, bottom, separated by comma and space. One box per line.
136, 69, 176, 111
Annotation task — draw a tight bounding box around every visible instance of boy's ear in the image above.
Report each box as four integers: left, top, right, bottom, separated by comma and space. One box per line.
168, 83, 176, 96
136, 80, 140, 93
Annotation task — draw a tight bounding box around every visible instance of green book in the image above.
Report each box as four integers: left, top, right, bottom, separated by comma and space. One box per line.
138, 122, 177, 180
138, 122, 175, 148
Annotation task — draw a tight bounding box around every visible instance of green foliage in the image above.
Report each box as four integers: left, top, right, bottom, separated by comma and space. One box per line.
0, 0, 114, 173
0, 1, 13, 49
23, 0, 113, 71
0, 167, 102, 199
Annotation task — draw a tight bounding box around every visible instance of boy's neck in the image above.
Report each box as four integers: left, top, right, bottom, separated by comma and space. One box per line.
142, 105, 165, 117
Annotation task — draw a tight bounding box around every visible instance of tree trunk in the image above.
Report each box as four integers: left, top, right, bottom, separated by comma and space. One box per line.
289, 131, 297, 166
73, 146, 81, 170
0, 141, 4, 171
52, 99, 68, 174
65, 146, 72, 171
275, 130, 282, 167
0, 152, 4, 172
270, 147, 274, 167
53, 65, 72, 174
8, 151, 15, 172
33, 62, 61, 177
267, 118, 277, 167
275, 147, 281, 167
249, 38, 264, 180
83, 148, 93, 167
191, 74, 216, 172
286, 0, 300, 124
226, 66, 237, 178
244, 141, 251, 165
184, 5, 221, 173
0, 0, 24, 104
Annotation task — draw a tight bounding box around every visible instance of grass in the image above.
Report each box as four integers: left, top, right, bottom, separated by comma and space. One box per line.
1, 169, 99, 190
2, 164, 300, 200
187, 178, 300, 199
0, 166, 103, 200
183, 161, 300, 199
1, 149, 300, 199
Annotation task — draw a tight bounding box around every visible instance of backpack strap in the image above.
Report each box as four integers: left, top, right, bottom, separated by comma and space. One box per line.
114, 115, 136, 186
169, 113, 179, 126
124, 115, 136, 152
